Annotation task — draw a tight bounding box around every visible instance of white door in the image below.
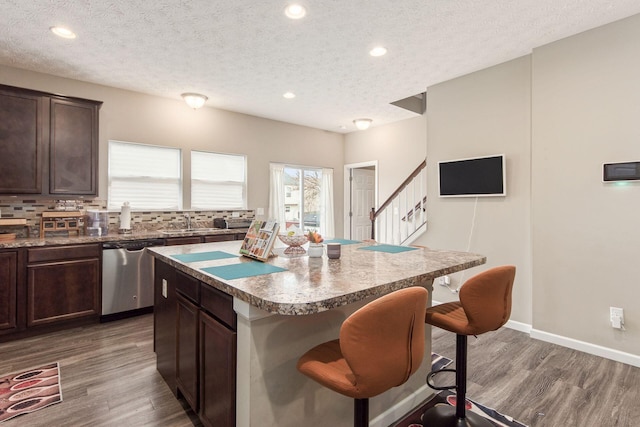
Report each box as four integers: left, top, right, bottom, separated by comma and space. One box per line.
350, 168, 375, 240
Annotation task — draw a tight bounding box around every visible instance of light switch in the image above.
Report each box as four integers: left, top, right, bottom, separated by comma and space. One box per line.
257, 207, 264, 215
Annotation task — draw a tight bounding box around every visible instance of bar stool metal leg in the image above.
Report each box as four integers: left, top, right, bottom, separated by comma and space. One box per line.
354, 398, 368, 427
422, 335, 493, 427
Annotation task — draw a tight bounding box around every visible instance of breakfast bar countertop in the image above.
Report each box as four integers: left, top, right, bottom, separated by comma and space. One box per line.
0, 227, 245, 249
148, 240, 486, 315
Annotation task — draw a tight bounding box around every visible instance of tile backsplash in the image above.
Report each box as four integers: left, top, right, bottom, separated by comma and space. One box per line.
0, 198, 254, 238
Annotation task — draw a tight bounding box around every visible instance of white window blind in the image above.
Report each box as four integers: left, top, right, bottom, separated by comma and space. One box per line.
108, 140, 182, 210
191, 151, 246, 209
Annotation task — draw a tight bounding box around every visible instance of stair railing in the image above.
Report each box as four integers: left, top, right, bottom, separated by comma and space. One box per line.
370, 160, 427, 245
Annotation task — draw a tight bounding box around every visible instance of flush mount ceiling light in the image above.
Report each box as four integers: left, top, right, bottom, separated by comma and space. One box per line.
283, 92, 296, 99
285, 4, 307, 19
181, 93, 208, 109
50, 26, 76, 39
353, 118, 372, 130
369, 46, 387, 57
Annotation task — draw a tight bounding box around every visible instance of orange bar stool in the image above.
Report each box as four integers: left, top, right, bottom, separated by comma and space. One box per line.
297, 286, 429, 427
423, 265, 516, 427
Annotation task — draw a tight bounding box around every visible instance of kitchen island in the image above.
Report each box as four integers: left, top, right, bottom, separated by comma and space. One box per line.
149, 240, 486, 427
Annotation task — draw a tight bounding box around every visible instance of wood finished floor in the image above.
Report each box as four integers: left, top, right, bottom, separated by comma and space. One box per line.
1, 314, 639, 426
431, 326, 640, 427
0, 314, 199, 427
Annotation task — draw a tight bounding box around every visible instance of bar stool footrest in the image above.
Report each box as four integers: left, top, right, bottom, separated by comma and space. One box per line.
426, 368, 456, 391
422, 404, 495, 427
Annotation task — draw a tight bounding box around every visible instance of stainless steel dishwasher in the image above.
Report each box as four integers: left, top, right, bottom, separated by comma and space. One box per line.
101, 238, 165, 320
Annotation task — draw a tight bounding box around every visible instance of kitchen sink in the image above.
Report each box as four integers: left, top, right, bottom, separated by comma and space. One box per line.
161, 228, 221, 235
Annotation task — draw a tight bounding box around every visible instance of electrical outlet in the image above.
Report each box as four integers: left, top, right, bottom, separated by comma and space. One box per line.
438, 275, 451, 286
610, 307, 624, 329
162, 279, 168, 298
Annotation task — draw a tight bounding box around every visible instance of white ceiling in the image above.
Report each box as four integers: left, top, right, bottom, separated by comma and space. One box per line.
1, 1, 640, 133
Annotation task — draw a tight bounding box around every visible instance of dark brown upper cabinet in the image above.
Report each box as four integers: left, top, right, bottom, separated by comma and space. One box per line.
0, 87, 43, 194
0, 84, 102, 196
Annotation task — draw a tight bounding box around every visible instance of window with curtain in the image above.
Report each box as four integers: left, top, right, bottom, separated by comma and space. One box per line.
269, 163, 334, 237
108, 140, 182, 210
191, 151, 247, 209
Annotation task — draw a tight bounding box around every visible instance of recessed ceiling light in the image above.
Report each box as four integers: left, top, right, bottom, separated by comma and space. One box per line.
369, 46, 387, 57
285, 4, 306, 19
283, 92, 296, 99
50, 26, 76, 39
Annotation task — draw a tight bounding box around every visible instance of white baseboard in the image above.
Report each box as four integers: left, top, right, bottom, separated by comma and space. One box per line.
430, 304, 639, 368
504, 319, 531, 333
530, 328, 640, 368
370, 383, 433, 427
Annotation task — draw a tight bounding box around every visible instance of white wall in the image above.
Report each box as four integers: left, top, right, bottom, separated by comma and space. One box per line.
531, 13, 640, 355
423, 56, 533, 325
0, 65, 345, 237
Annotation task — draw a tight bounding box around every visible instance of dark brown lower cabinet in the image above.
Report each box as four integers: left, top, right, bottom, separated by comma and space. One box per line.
171, 268, 237, 427
176, 292, 199, 411
199, 309, 236, 427
0, 251, 18, 332
26, 244, 100, 326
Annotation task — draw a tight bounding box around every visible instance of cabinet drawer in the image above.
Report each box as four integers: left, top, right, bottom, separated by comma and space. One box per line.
165, 237, 203, 246
203, 234, 235, 243
200, 284, 235, 330
28, 244, 100, 263
176, 270, 200, 304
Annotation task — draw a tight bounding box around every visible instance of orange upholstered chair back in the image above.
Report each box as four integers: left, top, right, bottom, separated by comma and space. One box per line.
459, 265, 516, 335
338, 286, 428, 397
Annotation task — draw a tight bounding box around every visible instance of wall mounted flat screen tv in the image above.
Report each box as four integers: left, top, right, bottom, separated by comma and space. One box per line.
438, 154, 506, 197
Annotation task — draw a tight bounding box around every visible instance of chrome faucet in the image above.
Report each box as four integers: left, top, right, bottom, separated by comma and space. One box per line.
184, 213, 192, 230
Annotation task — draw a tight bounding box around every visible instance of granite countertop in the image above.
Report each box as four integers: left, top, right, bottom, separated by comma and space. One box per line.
149, 241, 487, 315
0, 228, 245, 249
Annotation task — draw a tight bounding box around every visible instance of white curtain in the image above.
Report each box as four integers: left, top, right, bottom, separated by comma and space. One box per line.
268, 163, 286, 229
320, 168, 335, 238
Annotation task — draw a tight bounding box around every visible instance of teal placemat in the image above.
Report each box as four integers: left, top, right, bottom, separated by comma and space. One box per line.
359, 244, 418, 254
171, 251, 237, 263
323, 238, 361, 245
201, 262, 287, 280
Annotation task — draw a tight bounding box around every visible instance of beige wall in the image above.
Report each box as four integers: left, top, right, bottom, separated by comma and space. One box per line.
531, 13, 640, 355
343, 13, 640, 361
0, 65, 345, 237
423, 56, 533, 325
344, 115, 427, 203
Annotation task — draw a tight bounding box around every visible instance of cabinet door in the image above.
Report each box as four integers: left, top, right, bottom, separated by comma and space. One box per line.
0, 251, 18, 331
49, 97, 100, 195
0, 87, 43, 194
27, 258, 100, 326
199, 310, 236, 427
176, 292, 199, 412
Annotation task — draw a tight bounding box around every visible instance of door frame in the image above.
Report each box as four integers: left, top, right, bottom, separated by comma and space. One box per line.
344, 161, 378, 240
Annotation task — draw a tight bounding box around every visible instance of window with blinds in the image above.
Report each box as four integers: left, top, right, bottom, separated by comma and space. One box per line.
191, 151, 246, 209
108, 140, 182, 210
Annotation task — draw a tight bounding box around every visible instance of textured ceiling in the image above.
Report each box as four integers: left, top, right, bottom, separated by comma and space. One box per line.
1, 1, 639, 133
